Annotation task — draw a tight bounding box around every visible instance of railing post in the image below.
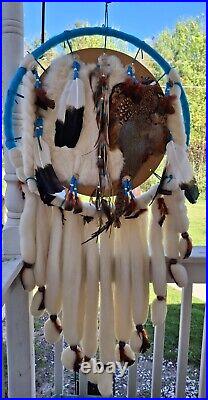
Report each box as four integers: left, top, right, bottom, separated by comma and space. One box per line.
175, 283, 193, 398
2, 2, 24, 257
54, 337, 64, 396
127, 358, 138, 397
5, 276, 36, 398
151, 322, 165, 398
198, 307, 206, 398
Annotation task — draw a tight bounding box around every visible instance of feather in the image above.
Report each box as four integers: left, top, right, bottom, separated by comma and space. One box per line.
55, 107, 84, 148
35, 88, 55, 110
65, 191, 75, 211
66, 78, 85, 109
35, 164, 64, 205
180, 180, 199, 204
54, 60, 85, 149
157, 95, 176, 115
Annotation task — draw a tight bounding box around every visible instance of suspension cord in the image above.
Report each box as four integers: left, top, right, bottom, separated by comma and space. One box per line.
41, 2, 46, 44
104, 2, 111, 48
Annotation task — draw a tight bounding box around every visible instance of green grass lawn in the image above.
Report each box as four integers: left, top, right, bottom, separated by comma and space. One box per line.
146, 285, 205, 367
187, 197, 206, 245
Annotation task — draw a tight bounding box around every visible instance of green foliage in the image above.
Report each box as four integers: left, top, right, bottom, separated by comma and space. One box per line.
146, 17, 206, 194
61, 21, 130, 54
25, 36, 59, 71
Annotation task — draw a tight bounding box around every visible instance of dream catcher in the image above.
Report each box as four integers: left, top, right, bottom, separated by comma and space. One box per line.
4, 25, 199, 397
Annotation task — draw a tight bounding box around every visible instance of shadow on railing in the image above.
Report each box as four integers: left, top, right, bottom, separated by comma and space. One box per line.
2, 247, 206, 398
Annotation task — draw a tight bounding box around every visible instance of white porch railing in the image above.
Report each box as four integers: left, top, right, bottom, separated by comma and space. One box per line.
2, 246, 206, 398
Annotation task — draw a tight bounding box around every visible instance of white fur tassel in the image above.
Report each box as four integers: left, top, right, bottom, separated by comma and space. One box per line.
170, 263, 188, 288
163, 215, 188, 288
115, 343, 135, 364
149, 200, 167, 326
34, 199, 51, 287
45, 207, 63, 316
114, 219, 133, 342
135, 184, 158, 209
22, 71, 37, 193
86, 358, 98, 385
31, 199, 51, 317
165, 68, 193, 188
151, 298, 167, 326
81, 220, 99, 359
30, 287, 45, 318
128, 216, 149, 353
21, 267, 36, 292
166, 140, 193, 186
149, 200, 167, 298
167, 68, 186, 146
98, 371, 113, 398
20, 186, 37, 264
61, 345, 83, 371
44, 207, 63, 344
44, 315, 62, 344
62, 213, 84, 370
99, 230, 116, 364
179, 233, 193, 259
164, 190, 189, 233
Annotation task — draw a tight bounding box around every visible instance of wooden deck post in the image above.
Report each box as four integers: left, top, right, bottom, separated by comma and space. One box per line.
2, 2, 24, 257
5, 277, 36, 398
3, 3, 36, 397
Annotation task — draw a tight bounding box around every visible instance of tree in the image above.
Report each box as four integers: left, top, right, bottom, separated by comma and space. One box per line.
146, 17, 205, 193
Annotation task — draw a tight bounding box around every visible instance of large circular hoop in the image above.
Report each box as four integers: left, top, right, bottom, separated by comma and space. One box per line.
4, 26, 190, 150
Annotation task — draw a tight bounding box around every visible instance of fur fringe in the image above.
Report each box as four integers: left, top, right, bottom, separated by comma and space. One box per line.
114, 219, 133, 342
99, 230, 116, 364
22, 71, 37, 192
149, 199, 167, 298
45, 207, 63, 315
81, 220, 99, 359
20, 185, 38, 264
33, 198, 51, 287
62, 213, 84, 347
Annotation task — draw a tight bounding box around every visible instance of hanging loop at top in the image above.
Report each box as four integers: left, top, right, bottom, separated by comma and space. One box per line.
41, 2, 46, 44
104, 2, 111, 48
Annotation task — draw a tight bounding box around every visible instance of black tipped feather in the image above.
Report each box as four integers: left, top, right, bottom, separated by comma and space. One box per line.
35, 164, 64, 205
180, 180, 199, 204
55, 107, 84, 148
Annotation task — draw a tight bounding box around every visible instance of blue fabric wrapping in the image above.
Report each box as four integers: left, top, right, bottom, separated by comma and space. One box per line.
4, 67, 27, 149
34, 117, 43, 138
4, 26, 190, 150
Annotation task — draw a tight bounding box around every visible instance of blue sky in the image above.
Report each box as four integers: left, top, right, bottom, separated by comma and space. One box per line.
24, 1, 206, 45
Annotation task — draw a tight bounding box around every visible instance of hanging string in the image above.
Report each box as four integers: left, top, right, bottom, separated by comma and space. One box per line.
41, 2, 46, 44
66, 39, 73, 53
134, 48, 143, 60
104, 2, 111, 48
155, 71, 166, 83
